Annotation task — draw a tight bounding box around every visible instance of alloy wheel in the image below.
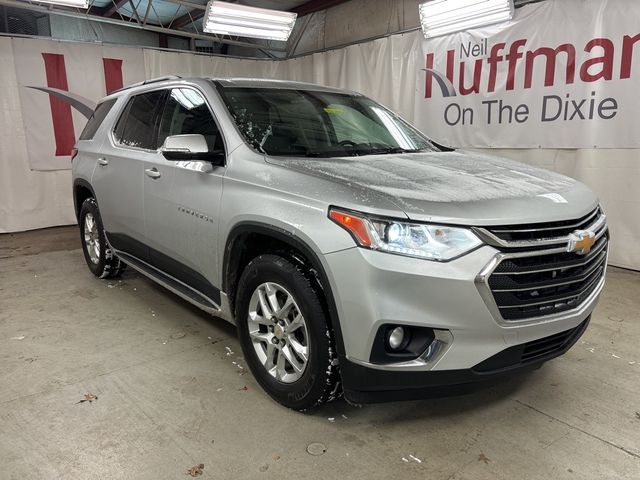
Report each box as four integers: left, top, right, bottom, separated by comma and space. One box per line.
83, 213, 100, 264
247, 282, 309, 383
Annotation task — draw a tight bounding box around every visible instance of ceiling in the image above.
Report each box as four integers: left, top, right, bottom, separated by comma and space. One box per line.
83, 0, 343, 37
86, 0, 311, 29
0, 0, 350, 52
6, 0, 545, 53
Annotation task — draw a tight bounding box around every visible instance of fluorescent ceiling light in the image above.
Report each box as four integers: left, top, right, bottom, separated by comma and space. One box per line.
203, 1, 297, 42
419, 0, 514, 38
31, 0, 89, 6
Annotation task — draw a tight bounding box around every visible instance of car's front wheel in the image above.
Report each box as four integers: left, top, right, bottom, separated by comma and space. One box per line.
79, 197, 126, 279
236, 254, 340, 411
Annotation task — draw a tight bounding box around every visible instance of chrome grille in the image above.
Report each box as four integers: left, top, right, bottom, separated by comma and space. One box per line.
483, 207, 600, 244
476, 208, 608, 322
489, 236, 607, 320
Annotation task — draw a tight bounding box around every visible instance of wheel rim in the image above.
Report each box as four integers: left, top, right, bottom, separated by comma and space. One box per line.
83, 213, 100, 264
247, 282, 309, 384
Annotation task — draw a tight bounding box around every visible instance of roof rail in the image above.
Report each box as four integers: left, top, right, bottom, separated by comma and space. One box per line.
110, 75, 182, 95
143, 75, 182, 85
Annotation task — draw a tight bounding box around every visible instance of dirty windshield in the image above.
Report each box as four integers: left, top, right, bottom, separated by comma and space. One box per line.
217, 86, 437, 157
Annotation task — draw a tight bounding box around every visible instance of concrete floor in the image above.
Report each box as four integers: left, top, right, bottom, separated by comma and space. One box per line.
1, 227, 639, 480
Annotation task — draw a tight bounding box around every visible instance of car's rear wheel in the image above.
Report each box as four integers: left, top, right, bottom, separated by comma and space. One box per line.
79, 197, 126, 279
236, 254, 340, 411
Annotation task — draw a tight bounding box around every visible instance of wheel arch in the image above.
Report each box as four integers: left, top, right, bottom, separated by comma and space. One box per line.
73, 179, 97, 222
223, 222, 346, 357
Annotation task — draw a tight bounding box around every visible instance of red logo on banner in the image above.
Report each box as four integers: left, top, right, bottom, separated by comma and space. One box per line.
42, 53, 75, 157
103, 58, 124, 94
423, 34, 640, 99
40, 53, 125, 156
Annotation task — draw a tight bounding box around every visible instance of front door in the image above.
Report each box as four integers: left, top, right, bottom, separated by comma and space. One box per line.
143, 87, 226, 304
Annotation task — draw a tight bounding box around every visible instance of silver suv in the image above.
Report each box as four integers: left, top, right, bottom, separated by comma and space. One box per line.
72, 76, 608, 410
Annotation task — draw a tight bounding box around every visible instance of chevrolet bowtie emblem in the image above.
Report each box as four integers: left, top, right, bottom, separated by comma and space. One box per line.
567, 230, 596, 255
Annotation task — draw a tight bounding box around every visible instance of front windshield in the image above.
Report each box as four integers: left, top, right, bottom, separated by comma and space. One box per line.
217, 86, 437, 157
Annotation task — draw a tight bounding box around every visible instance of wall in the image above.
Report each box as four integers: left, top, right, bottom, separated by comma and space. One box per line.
49, 15, 160, 47
290, 0, 423, 55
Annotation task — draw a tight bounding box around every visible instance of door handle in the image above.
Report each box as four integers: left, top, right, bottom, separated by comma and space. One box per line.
145, 168, 162, 179
97, 158, 108, 167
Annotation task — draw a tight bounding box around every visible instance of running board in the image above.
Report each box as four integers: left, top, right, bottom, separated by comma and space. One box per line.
114, 250, 233, 322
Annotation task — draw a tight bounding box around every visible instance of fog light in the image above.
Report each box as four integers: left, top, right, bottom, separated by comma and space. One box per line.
371, 324, 436, 364
387, 326, 405, 350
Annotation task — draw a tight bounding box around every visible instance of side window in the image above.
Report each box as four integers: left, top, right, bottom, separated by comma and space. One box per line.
158, 88, 224, 152
79, 98, 116, 141
113, 90, 165, 150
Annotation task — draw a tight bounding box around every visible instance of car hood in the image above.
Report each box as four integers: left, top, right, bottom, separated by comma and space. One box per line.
267, 150, 599, 226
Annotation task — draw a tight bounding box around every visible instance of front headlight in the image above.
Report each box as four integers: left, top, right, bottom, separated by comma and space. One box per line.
329, 208, 482, 261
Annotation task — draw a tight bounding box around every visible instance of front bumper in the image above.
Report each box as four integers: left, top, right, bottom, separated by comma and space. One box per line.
341, 316, 589, 404
322, 244, 603, 398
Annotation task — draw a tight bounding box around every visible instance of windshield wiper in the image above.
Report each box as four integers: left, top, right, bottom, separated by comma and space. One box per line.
301, 147, 423, 157
274, 150, 339, 158
372, 147, 424, 154
271, 147, 422, 158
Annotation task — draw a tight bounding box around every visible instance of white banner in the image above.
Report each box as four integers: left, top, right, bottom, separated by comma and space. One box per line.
13, 39, 145, 171
413, 0, 640, 148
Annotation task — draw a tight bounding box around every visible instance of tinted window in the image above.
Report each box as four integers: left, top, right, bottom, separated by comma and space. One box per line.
79, 99, 116, 140
158, 88, 224, 152
113, 90, 165, 150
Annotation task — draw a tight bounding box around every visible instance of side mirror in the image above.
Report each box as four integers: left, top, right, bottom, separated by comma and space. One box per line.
160, 134, 224, 165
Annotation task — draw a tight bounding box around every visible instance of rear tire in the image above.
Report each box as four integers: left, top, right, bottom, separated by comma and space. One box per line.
79, 197, 126, 279
236, 254, 340, 411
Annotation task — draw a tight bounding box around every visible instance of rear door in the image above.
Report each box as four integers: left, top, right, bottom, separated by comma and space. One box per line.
143, 87, 226, 304
74, 98, 117, 202
91, 89, 166, 262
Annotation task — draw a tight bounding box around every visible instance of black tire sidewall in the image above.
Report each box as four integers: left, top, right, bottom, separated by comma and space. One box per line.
236, 255, 334, 410
79, 198, 109, 278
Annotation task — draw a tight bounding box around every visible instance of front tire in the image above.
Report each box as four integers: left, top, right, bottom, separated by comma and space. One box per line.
79, 197, 126, 279
236, 254, 340, 411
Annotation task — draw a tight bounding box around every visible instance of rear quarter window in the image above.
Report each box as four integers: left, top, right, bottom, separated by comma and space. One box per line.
79, 99, 117, 141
